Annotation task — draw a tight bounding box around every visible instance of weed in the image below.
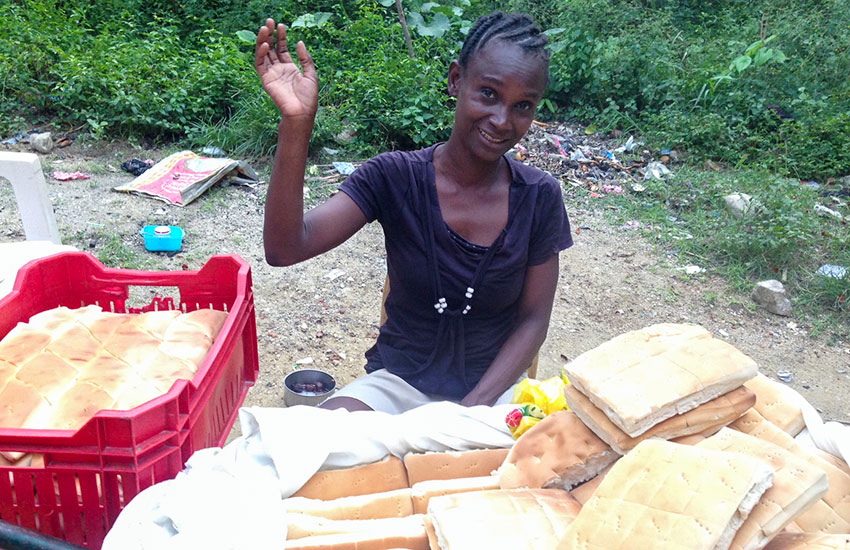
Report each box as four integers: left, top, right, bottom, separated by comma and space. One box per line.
97, 233, 145, 269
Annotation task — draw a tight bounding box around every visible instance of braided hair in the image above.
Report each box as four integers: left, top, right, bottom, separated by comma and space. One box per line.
458, 11, 549, 69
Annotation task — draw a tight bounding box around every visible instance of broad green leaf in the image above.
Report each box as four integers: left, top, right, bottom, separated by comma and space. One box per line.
408, 12, 450, 38
730, 55, 752, 73
544, 27, 567, 36
753, 48, 771, 67
549, 40, 567, 53
585, 124, 597, 134
290, 12, 332, 28
236, 29, 256, 44
378, 0, 395, 5
421, 2, 440, 12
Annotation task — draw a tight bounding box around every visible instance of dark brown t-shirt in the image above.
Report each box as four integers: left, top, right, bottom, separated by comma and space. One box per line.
340, 144, 572, 399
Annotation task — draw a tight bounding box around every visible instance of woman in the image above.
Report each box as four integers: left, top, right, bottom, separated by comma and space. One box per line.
256, 11, 572, 413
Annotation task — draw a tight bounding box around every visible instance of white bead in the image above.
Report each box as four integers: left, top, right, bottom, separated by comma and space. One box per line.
467, 287, 474, 294
465, 292, 472, 298
434, 303, 440, 309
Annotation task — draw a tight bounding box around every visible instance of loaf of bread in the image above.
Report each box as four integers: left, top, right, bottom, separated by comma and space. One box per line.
564, 384, 756, 454
563, 323, 758, 437
0, 305, 227, 461
410, 476, 500, 515
283, 489, 414, 521
558, 439, 775, 550
763, 533, 850, 550
743, 373, 806, 436
731, 410, 850, 534
284, 515, 429, 550
403, 449, 508, 486
498, 411, 618, 491
697, 428, 829, 550
428, 489, 582, 550
293, 456, 410, 500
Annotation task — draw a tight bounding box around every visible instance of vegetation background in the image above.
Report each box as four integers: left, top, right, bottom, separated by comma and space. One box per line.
1, 0, 848, 329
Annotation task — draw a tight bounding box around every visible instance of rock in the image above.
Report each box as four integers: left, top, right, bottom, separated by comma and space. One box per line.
752, 280, 792, 316
723, 193, 757, 218
30, 132, 54, 153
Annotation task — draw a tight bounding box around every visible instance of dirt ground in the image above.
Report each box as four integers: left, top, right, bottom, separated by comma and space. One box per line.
1, 133, 848, 431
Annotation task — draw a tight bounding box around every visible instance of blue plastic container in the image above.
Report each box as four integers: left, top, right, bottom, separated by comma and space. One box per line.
140, 225, 184, 252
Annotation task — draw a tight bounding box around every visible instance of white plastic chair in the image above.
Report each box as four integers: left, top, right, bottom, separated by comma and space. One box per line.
0, 151, 61, 243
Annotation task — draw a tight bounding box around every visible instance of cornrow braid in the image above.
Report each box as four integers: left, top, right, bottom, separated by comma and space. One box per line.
458, 11, 549, 68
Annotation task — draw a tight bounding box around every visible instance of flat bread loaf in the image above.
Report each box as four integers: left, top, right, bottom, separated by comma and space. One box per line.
558, 439, 775, 550
565, 384, 755, 454
0, 305, 227, 438
403, 449, 508, 486
763, 533, 850, 550
698, 428, 829, 550
563, 323, 758, 437
293, 456, 409, 500
428, 489, 582, 550
498, 411, 618, 491
731, 411, 850, 534
743, 373, 806, 436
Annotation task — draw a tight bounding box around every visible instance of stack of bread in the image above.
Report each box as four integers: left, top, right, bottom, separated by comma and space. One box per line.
275, 323, 849, 550
0, 304, 227, 462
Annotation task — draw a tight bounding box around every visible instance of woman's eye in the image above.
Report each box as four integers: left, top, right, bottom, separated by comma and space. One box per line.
481, 88, 495, 99
516, 102, 532, 111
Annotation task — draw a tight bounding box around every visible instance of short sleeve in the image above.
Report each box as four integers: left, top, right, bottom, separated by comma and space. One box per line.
527, 174, 573, 266
338, 152, 413, 224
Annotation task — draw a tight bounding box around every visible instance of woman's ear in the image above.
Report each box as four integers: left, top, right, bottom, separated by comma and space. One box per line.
447, 61, 461, 98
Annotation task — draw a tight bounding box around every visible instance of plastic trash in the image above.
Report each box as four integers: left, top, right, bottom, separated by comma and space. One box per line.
201, 146, 226, 156
816, 264, 847, 279
777, 369, 793, 383
643, 161, 671, 180
140, 225, 184, 252
614, 136, 643, 153
570, 149, 590, 163
52, 171, 90, 181
121, 158, 154, 176
332, 161, 356, 176
814, 204, 843, 219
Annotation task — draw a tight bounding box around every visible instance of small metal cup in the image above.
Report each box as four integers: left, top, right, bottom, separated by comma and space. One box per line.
283, 369, 337, 407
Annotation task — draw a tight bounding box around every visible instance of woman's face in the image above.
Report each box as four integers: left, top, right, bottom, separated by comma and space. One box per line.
448, 39, 548, 164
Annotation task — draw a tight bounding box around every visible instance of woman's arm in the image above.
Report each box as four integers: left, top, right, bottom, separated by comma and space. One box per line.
459, 255, 560, 407
256, 18, 366, 266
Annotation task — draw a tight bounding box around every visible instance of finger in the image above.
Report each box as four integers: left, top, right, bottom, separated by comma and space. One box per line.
255, 29, 270, 70
256, 21, 279, 66
277, 23, 294, 64
296, 41, 318, 83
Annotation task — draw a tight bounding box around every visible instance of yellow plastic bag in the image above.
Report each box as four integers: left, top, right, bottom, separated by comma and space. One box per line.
505, 404, 545, 438
510, 373, 570, 416
505, 371, 571, 439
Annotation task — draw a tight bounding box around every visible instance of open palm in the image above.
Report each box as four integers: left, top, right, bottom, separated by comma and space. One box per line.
255, 19, 318, 120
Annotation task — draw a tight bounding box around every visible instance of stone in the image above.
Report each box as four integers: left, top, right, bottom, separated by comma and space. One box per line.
723, 193, 758, 218
752, 280, 792, 316
30, 132, 54, 154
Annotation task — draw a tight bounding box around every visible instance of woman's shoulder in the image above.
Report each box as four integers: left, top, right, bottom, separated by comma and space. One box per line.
369, 145, 436, 169
506, 156, 559, 189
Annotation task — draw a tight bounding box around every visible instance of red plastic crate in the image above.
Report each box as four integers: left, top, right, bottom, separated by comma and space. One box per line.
0, 252, 259, 548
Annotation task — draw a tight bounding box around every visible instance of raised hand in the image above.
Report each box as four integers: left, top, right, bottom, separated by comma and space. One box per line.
255, 18, 318, 121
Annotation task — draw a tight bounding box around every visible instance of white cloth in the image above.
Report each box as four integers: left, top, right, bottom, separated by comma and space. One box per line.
328, 368, 517, 413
